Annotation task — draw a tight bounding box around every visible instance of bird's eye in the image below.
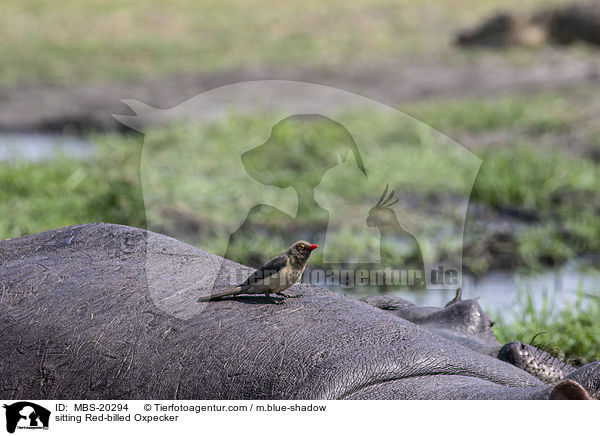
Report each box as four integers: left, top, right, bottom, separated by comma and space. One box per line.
300, 244, 305, 250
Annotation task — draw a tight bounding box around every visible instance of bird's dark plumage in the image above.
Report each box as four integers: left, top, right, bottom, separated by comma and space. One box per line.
198, 240, 318, 303
239, 253, 288, 289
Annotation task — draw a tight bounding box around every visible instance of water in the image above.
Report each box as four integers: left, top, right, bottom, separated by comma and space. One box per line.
323, 260, 600, 317
0, 133, 95, 163
389, 260, 600, 314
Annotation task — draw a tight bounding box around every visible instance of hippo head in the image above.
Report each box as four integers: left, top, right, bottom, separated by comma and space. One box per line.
363, 290, 500, 356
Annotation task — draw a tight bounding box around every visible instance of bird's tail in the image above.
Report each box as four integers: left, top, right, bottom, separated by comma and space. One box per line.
197, 286, 242, 302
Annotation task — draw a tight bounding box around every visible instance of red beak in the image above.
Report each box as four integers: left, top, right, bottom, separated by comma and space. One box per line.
307, 244, 318, 251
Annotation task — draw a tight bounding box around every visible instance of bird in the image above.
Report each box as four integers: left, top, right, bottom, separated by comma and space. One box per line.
198, 240, 318, 303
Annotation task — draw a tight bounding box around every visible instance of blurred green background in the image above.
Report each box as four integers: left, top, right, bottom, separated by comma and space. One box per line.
0, 0, 577, 84
1, 0, 599, 362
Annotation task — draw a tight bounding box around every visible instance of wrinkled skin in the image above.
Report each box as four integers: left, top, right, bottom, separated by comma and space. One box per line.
362, 293, 500, 357
362, 293, 577, 384
1, 224, 598, 399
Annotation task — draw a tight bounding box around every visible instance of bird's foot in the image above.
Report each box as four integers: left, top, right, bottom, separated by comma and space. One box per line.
278, 292, 302, 298
266, 295, 285, 305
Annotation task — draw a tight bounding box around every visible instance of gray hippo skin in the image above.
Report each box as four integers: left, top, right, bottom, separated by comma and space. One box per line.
362, 293, 578, 384
362, 292, 500, 357
1, 223, 598, 399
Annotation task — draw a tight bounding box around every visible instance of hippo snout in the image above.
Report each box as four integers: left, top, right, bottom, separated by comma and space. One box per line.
498, 340, 523, 366
499, 340, 575, 384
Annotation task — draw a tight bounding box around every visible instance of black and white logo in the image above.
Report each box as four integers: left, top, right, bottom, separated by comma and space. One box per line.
3, 402, 50, 434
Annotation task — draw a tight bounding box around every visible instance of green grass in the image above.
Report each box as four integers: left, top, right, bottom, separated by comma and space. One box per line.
472, 144, 600, 269
491, 290, 600, 365
0, 137, 145, 239
3, 92, 600, 273
0, 0, 573, 85
406, 90, 585, 136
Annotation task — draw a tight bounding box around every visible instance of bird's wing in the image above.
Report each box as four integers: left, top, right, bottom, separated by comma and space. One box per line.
240, 253, 288, 286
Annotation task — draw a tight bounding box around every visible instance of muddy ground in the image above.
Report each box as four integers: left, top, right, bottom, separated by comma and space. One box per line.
2, 52, 600, 135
